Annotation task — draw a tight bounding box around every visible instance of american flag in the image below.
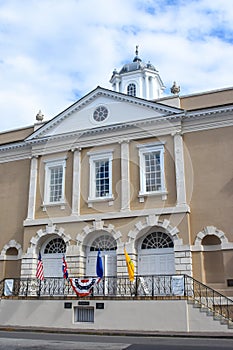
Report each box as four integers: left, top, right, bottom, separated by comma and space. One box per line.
36, 252, 44, 281
62, 255, 69, 279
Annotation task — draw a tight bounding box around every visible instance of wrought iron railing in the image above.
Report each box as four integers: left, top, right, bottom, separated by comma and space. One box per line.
185, 275, 233, 327
1, 275, 233, 326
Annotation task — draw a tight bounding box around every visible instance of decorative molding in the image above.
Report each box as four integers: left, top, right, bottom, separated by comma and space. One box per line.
76, 220, 122, 248
23, 204, 190, 227
192, 226, 232, 251
0, 240, 22, 260
127, 214, 182, 246
25, 224, 71, 255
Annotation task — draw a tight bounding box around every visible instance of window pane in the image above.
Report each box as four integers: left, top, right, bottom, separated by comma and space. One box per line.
144, 152, 161, 192
95, 160, 109, 197
49, 166, 63, 202
127, 83, 136, 96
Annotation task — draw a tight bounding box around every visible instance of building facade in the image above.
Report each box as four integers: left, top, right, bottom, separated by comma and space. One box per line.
0, 49, 232, 296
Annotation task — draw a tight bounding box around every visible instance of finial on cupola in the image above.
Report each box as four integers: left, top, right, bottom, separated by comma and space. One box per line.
133, 45, 142, 62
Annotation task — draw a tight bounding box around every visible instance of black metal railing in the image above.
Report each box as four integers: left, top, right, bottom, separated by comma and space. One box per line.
1, 275, 233, 326
185, 275, 233, 326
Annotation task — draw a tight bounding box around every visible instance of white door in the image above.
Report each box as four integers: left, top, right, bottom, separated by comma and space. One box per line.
42, 253, 64, 278
86, 252, 117, 277
138, 248, 175, 275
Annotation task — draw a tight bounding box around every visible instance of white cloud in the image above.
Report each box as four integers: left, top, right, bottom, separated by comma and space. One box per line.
0, 0, 233, 132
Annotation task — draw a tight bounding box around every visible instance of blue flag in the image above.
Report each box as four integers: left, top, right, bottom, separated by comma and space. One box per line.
96, 250, 103, 279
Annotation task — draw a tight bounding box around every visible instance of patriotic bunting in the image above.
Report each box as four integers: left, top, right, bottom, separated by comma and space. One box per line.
69, 278, 100, 297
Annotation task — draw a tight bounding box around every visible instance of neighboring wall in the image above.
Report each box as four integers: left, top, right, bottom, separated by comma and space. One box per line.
184, 126, 233, 285
0, 159, 31, 279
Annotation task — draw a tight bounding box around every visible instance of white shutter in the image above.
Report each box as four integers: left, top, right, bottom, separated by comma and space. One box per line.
43, 254, 63, 278
138, 250, 175, 275
86, 252, 117, 277
86, 256, 97, 277
104, 254, 117, 276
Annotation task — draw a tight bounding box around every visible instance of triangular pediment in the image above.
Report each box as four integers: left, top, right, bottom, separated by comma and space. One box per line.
26, 87, 182, 141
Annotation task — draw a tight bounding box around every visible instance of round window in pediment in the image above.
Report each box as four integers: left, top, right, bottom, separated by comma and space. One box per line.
93, 106, 108, 122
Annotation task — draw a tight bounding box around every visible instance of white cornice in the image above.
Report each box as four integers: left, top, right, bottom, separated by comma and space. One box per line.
0, 143, 31, 163
23, 204, 190, 227
25, 87, 182, 141
25, 113, 183, 149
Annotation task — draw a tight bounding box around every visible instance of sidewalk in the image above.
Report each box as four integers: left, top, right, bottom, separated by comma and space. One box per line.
0, 325, 233, 338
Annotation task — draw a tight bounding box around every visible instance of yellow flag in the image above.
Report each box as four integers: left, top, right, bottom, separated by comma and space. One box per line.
124, 248, 135, 282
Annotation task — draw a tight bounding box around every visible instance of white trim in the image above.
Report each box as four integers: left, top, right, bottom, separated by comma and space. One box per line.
173, 133, 187, 206
43, 159, 66, 206
72, 149, 81, 215
138, 143, 166, 200
27, 156, 38, 220
120, 141, 130, 211
88, 150, 113, 203
24, 204, 190, 226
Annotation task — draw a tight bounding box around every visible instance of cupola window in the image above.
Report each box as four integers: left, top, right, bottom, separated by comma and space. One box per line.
127, 83, 136, 97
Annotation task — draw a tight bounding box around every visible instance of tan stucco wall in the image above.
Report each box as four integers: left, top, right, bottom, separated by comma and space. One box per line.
0, 127, 34, 145
183, 126, 233, 244
180, 88, 233, 110
0, 159, 30, 247
0, 159, 30, 279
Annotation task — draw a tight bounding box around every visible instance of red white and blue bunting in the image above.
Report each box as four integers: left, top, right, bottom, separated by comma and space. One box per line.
69, 278, 100, 297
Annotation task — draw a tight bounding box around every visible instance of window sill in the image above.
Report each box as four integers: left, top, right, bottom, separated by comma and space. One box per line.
138, 191, 168, 202
41, 202, 66, 211
87, 196, 114, 208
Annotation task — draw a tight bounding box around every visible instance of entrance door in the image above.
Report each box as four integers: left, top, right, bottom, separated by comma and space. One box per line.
138, 231, 175, 276
42, 236, 67, 278
86, 252, 117, 277
138, 249, 175, 275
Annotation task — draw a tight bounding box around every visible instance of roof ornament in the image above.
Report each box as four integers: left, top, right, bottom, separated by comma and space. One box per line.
170, 81, 180, 95
133, 45, 142, 62
36, 110, 44, 122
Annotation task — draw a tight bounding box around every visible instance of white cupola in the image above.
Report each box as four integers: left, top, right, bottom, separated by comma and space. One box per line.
110, 46, 165, 100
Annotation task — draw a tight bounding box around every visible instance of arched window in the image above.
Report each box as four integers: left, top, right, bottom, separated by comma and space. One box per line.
87, 235, 117, 277
6, 247, 18, 256
138, 231, 175, 275
202, 235, 221, 246
127, 83, 136, 96
141, 232, 174, 249
90, 235, 117, 251
44, 237, 66, 254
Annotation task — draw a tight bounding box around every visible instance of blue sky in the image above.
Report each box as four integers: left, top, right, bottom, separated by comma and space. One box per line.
0, 0, 233, 132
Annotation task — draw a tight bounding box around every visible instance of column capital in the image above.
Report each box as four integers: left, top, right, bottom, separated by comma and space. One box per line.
71, 147, 82, 153
118, 139, 130, 145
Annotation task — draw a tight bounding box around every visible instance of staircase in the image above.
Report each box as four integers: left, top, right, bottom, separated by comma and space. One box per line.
184, 275, 233, 330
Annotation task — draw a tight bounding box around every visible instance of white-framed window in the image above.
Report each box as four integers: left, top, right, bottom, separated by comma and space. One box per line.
127, 83, 136, 96
43, 159, 66, 206
88, 151, 114, 204
138, 143, 167, 201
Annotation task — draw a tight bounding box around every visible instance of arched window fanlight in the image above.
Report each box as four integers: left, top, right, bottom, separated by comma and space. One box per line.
90, 235, 117, 251
127, 83, 136, 96
141, 232, 174, 249
44, 237, 66, 254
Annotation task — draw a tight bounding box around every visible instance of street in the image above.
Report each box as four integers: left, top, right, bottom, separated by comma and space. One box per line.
0, 331, 232, 349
